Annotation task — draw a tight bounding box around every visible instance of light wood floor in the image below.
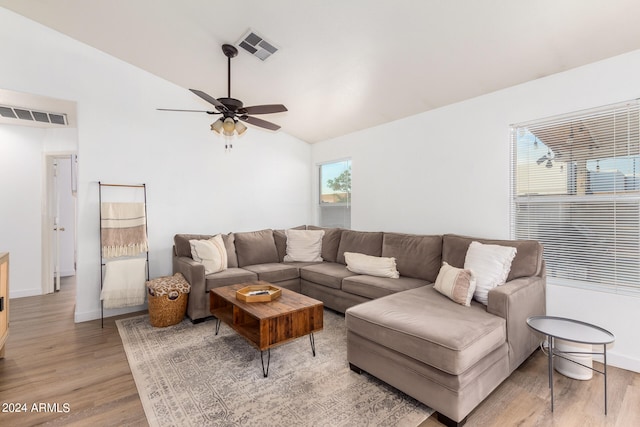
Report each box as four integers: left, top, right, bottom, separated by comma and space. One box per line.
0, 277, 147, 426
1, 278, 639, 427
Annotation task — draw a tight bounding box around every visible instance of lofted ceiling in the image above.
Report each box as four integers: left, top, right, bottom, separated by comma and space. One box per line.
2, 1, 640, 143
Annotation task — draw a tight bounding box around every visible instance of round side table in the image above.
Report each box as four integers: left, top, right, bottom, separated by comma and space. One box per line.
526, 315, 615, 414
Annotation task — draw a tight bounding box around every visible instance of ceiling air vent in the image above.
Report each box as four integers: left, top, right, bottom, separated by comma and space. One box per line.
0, 104, 68, 126
237, 29, 278, 61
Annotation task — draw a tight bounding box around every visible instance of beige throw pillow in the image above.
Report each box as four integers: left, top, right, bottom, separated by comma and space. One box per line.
344, 252, 399, 278
284, 229, 325, 262
189, 234, 228, 275
464, 241, 517, 305
434, 262, 476, 306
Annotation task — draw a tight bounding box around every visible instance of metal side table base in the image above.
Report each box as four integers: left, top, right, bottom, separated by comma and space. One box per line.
527, 316, 615, 415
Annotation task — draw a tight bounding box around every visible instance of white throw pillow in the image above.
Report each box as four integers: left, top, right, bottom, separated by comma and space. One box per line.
283, 229, 325, 262
189, 234, 228, 275
344, 252, 399, 278
434, 262, 477, 307
464, 241, 517, 305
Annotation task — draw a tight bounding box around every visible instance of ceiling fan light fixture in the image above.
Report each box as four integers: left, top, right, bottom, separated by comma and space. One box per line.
235, 120, 247, 135
222, 117, 236, 134
210, 118, 224, 133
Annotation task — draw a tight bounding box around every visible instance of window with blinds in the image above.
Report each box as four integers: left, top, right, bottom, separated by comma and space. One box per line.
319, 159, 351, 228
511, 100, 640, 296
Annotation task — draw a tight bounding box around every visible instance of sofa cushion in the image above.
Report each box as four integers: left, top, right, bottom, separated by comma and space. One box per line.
274, 225, 306, 262
175, 233, 212, 258
442, 234, 543, 281
175, 233, 238, 268
242, 263, 300, 283
342, 275, 428, 299
189, 235, 227, 274
234, 229, 279, 267
345, 286, 506, 375
204, 268, 258, 292
307, 226, 343, 263
381, 233, 442, 282
464, 241, 517, 305
344, 252, 399, 278
434, 262, 476, 307
223, 233, 239, 268
283, 261, 324, 271
300, 262, 358, 289
284, 229, 325, 262
336, 230, 383, 265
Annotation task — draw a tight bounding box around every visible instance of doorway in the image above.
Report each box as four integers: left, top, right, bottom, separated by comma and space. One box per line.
43, 153, 77, 294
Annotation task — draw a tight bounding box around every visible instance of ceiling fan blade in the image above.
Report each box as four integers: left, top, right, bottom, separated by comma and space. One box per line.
238, 115, 281, 131
239, 104, 288, 115
157, 108, 220, 114
189, 89, 228, 112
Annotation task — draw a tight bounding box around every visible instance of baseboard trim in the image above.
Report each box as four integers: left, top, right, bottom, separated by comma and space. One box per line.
9, 288, 43, 298
74, 303, 147, 323
608, 351, 640, 373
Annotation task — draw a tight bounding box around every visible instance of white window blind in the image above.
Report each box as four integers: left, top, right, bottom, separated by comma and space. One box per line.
511, 100, 640, 296
319, 160, 351, 228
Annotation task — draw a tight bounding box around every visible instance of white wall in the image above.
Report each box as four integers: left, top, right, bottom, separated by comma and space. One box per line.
0, 126, 46, 297
0, 8, 311, 320
312, 50, 640, 372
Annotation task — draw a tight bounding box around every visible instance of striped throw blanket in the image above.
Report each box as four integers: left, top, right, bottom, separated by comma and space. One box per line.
101, 202, 149, 258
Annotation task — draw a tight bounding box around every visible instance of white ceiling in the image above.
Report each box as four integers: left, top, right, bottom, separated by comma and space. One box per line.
2, 0, 640, 143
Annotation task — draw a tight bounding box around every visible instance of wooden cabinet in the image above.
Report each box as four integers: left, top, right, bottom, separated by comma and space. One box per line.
0, 252, 8, 358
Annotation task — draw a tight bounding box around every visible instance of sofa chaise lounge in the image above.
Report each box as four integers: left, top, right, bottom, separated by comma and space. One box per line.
172, 227, 545, 426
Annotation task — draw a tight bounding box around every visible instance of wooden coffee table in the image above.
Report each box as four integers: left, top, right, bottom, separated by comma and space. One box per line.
209, 282, 323, 377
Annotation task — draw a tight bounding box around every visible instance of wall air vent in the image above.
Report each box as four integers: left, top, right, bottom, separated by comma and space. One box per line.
236, 29, 278, 61
0, 104, 68, 126
14, 108, 33, 120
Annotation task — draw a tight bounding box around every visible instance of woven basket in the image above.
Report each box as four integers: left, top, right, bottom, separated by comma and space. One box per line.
147, 273, 190, 327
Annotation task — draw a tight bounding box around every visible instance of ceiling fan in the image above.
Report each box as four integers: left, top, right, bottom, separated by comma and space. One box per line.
536, 149, 555, 168
158, 43, 287, 136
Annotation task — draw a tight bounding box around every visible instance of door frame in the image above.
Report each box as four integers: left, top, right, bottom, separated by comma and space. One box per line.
42, 152, 77, 294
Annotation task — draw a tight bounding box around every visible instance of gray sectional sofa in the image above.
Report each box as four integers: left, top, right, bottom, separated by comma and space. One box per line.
172, 227, 546, 426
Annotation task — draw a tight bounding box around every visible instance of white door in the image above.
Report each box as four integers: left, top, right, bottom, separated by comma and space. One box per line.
56, 157, 76, 277
44, 154, 76, 294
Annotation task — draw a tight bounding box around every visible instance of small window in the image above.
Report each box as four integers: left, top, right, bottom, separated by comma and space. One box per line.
319, 159, 351, 228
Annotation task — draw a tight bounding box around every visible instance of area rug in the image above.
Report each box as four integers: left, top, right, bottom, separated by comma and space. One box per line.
117, 309, 432, 427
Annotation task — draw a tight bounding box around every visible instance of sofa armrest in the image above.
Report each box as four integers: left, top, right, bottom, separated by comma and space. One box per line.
172, 253, 206, 320
487, 274, 546, 373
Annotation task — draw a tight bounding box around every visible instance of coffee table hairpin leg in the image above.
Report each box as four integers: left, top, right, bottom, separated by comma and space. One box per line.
261, 350, 271, 378
260, 333, 316, 378
309, 332, 316, 357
